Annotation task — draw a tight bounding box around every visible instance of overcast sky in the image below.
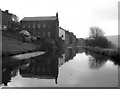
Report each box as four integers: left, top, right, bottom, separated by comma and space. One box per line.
0, 0, 119, 38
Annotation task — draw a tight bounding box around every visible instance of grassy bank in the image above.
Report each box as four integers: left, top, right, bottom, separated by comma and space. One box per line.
82, 46, 120, 59
2, 36, 41, 57
1, 30, 63, 57
1, 30, 42, 57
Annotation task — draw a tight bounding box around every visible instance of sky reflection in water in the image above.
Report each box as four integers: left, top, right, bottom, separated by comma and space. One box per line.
2, 48, 118, 87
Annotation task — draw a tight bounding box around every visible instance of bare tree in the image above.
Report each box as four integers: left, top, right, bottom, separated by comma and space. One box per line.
89, 27, 104, 39
86, 26, 111, 48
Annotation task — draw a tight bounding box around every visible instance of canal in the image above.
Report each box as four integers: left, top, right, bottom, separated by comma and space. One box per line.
1, 47, 118, 87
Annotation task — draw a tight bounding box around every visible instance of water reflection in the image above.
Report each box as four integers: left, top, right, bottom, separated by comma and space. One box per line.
1, 47, 119, 87
88, 54, 107, 69
2, 47, 78, 86
19, 50, 59, 84
2, 57, 30, 86
59, 47, 78, 66
84, 49, 120, 68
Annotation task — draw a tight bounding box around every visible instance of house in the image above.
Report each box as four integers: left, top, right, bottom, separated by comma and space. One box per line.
64, 30, 77, 47
20, 13, 59, 40
0, 10, 12, 30
59, 27, 65, 40
64, 30, 70, 47
77, 38, 86, 46
0, 9, 19, 31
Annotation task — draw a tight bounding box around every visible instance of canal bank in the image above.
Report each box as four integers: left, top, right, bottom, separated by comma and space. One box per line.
2, 34, 58, 58
1, 47, 118, 87
82, 46, 120, 60
2, 36, 42, 57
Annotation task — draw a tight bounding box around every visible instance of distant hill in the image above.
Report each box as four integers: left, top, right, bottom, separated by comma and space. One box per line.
106, 35, 120, 48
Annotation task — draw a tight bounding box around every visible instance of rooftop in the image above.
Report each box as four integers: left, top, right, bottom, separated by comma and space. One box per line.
21, 16, 57, 21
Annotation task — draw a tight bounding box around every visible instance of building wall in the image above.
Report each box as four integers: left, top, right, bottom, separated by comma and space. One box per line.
59, 28, 65, 40
77, 38, 86, 46
2, 11, 12, 29
65, 31, 70, 47
72, 35, 77, 46
21, 20, 59, 40
0, 9, 2, 30
59, 54, 65, 66
65, 31, 77, 47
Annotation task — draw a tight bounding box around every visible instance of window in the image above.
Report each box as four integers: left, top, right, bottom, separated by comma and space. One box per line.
38, 24, 41, 28
43, 24, 46, 28
28, 24, 30, 28
8, 21, 10, 26
48, 32, 51, 38
33, 24, 35, 28
23, 24, 25, 28
43, 32, 45, 38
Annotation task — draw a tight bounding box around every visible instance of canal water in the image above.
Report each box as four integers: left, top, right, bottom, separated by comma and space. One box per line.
1, 47, 118, 87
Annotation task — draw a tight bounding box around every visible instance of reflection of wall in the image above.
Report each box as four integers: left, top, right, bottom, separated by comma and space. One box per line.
59, 48, 77, 66
20, 54, 59, 84
2, 68, 12, 86
59, 54, 65, 66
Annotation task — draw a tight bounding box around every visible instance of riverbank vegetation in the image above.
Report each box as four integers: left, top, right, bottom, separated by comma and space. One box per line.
84, 26, 120, 61
2, 30, 63, 57
85, 27, 116, 49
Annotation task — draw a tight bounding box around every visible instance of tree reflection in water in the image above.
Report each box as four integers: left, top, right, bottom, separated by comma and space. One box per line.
88, 55, 107, 69
2, 47, 79, 86
85, 49, 120, 69
2, 47, 119, 87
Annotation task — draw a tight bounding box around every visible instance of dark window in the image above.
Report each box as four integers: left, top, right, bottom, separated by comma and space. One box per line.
38, 24, 41, 28
48, 32, 51, 38
8, 21, 10, 26
23, 24, 25, 28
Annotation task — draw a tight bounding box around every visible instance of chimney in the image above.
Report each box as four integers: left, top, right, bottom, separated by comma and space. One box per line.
56, 12, 58, 18
5, 10, 9, 13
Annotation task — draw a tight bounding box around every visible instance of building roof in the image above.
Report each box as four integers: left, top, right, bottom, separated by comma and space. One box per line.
2, 10, 12, 15
21, 16, 57, 21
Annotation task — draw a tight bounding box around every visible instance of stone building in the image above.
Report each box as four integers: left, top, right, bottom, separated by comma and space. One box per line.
0, 10, 12, 30
20, 13, 59, 40
0, 9, 19, 31
64, 30, 77, 47
59, 27, 65, 40
77, 38, 86, 46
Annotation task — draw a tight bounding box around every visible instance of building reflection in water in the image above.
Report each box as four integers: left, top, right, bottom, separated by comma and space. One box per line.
2, 47, 84, 86
59, 47, 79, 66
20, 48, 78, 84
2, 47, 119, 86
19, 50, 59, 84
